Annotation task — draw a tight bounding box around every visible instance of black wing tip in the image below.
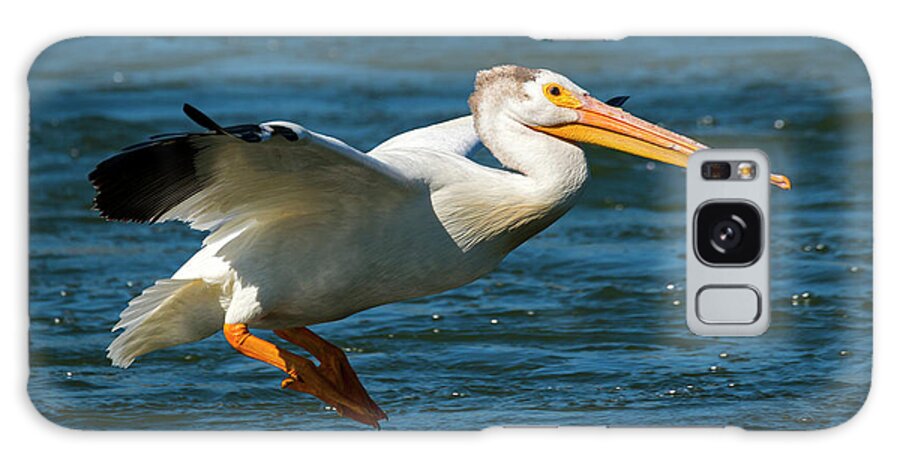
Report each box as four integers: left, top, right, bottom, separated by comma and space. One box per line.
183, 103, 273, 143
88, 135, 205, 224
89, 197, 154, 224
89, 103, 278, 224
183, 103, 229, 135
605, 95, 630, 108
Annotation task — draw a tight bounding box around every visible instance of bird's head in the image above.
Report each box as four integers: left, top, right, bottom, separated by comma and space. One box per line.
469, 65, 791, 189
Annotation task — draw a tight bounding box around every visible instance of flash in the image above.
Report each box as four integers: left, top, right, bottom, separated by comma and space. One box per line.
737, 162, 757, 180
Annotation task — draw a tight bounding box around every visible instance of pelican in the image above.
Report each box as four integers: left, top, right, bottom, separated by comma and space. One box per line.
89, 65, 790, 428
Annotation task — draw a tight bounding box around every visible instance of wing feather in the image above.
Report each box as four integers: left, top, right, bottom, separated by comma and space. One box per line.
89, 106, 417, 232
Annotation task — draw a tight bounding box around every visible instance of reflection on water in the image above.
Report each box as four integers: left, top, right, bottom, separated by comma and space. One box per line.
28, 37, 871, 430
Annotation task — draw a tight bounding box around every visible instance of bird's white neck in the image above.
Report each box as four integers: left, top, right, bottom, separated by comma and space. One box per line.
435, 111, 589, 252
478, 112, 589, 213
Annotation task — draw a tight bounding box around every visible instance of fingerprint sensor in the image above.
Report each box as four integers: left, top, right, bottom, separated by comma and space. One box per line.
696, 286, 761, 324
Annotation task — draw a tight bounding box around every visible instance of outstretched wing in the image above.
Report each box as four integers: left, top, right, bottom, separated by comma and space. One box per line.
89, 105, 417, 232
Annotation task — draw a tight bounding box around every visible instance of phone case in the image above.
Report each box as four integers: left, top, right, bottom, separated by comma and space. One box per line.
27, 36, 872, 430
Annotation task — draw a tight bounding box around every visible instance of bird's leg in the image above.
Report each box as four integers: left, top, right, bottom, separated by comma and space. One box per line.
274, 327, 387, 424
222, 323, 382, 428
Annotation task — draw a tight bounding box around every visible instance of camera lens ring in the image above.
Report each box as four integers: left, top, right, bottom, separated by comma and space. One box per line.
693, 201, 763, 266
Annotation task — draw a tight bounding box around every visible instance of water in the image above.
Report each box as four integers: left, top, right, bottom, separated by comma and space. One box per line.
28, 37, 872, 430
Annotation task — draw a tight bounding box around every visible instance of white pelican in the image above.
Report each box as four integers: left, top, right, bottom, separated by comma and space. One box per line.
89, 65, 790, 428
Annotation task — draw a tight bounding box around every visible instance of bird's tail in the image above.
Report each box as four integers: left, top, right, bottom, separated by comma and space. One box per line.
107, 278, 225, 368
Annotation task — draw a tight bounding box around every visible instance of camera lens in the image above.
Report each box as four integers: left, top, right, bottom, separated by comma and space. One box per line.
695, 202, 762, 265
710, 218, 743, 251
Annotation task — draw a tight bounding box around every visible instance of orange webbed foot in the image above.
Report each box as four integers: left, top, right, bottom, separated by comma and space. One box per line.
275, 327, 387, 427
223, 323, 385, 429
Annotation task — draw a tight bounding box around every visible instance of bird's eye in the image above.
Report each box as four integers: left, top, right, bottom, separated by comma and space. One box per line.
543, 82, 581, 108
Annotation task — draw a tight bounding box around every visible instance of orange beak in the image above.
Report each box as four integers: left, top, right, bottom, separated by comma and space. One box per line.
532, 95, 791, 190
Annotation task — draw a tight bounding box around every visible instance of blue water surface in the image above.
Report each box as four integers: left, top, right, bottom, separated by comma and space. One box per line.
28, 37, 872, 430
